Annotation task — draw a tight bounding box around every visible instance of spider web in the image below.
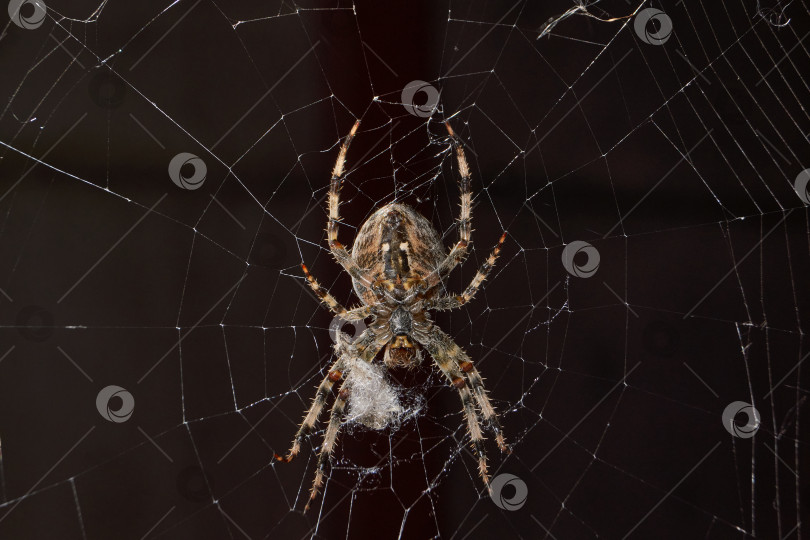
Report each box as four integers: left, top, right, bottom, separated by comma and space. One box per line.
0, 0, 808, 538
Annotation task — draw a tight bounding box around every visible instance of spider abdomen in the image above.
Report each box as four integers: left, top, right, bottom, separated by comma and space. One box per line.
350, 203, 445, 303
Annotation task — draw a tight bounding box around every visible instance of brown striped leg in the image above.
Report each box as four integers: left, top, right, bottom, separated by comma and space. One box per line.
427, 232, 506, 311
274, 358, 346, 463
275, 327, 374, 463
301, 263, 370, 321
458, 359, 508, 453
301, 329, 389, 511
416, 327, 492, 485
304, 381, 349, 513
327, 120, 359, 243
425, 122, 473, 289
276, 326, 387, 465
420, 326, 507, 454
326, 120, 374, 288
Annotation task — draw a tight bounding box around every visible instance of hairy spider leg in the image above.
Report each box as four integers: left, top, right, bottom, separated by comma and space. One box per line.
274, 357, 347, 463
301, 263, 371, 321
424, 122, 474, 289
299, 330, 388, 511
423, 326, 507, 453
304, 379, 349, 513
416, 325, 493, 485
275, 328, 377, 463
427, 231, 507, 311
327, 120, 374, 289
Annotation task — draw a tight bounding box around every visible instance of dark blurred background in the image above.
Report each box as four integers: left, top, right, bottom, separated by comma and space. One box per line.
0, 0, 808, 538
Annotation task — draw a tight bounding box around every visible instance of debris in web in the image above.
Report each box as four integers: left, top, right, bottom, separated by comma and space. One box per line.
345, 361, 405, 430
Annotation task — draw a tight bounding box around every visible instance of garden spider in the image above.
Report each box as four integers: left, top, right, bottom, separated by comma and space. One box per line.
276, 120, 508, 511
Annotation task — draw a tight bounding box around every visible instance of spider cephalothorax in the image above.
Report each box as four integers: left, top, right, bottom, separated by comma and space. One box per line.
276, 121, 508, 512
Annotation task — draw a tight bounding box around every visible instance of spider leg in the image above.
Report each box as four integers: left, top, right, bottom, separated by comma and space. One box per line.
420, 325, 507, 452
304, 379, 349, 513
275, 326, 386, 463
301, 263, 370, 321
300, 329, 389, 511
274, 355, 346, 463
424, 122, 473, 289
427, 232, 507, 311
414, 325, 499, 485
327, 120, 374, 289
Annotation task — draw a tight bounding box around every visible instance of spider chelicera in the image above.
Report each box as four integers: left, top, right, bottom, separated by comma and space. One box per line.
276, 120, 508, 511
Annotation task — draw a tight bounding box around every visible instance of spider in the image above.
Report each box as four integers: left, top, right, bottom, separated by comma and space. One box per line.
276, 120, 508, 511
